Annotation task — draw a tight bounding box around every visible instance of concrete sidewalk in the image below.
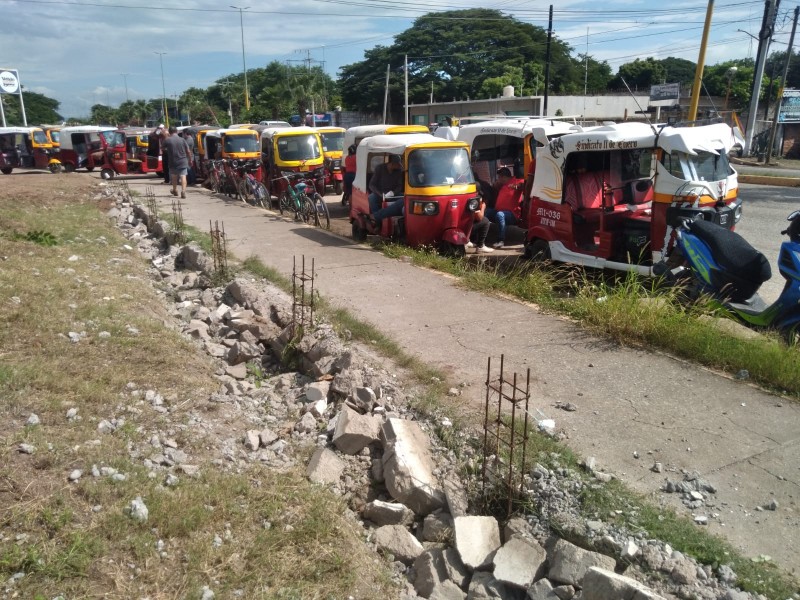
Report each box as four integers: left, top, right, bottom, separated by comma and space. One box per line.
134, 179, 800, 572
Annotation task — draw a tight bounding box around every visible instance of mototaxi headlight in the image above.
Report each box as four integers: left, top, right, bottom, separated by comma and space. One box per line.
467, 197, 480, 212
231, 159, 239, 168
423, 202, 437, 215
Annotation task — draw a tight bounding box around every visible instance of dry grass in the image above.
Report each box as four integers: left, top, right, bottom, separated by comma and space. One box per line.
0, 175, 396, 599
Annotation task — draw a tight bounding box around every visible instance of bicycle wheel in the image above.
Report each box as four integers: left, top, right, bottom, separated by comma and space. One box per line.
279, 192, 293, 215
299, 194, 316, 223
312, 192, 330, 229
237, 177, 250, 203
253, 181, 269, 209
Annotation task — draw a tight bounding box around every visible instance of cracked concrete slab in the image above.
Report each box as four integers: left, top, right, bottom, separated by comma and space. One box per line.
132, 179, 800, 573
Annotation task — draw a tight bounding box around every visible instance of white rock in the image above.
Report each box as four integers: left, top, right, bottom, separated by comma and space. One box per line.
18, 443, 35, 454
68, 469, 83, 482
26, 413, 40, 426
127, 496, 149, 522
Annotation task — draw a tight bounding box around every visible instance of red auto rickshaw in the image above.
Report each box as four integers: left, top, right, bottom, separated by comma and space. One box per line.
123, 128, 162, 175
526, 121, 743, 274
317, 126, 346, 195
349, 134, 480, 255
59, 126, 128, 179
0, 127, 62, 174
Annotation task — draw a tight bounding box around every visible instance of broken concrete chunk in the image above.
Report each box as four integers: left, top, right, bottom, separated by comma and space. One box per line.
306, 447, 344, 485
381, 418, 445, 515
364, 499, 414, 527
492, 535, 546, 589
548, 539, 616, 587
453, 515, 501, 571
373, 524, 424, 565
332, 405, 381, 455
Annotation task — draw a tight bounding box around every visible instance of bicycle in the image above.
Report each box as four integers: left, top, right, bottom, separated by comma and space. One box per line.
233, 160, 269, 208
275, 173, 316, 223
308, 189, 330, 229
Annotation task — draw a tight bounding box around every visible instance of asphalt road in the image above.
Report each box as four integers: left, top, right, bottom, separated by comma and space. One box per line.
109, 174, 800, 575
736, 183, 800, 304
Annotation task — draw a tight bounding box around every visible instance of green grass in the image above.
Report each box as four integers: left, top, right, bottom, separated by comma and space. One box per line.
377, 242, 800, 397
0, 186, 397, 599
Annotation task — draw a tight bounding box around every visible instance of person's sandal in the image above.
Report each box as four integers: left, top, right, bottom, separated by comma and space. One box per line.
170, 189, 178, 196
180, 192, 186, 199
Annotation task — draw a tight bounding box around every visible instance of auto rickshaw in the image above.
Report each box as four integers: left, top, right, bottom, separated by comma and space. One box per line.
261, 126, 325, 200
203, 128, 262, 196
59, 125, 128, 179
343, 124, 429, 152
526, 121, 743, 275
183, 124, 219, 180
40, 125, 62, 149
0, 127, 62, 174
317, 126, 346, 195
457, 117, 581, 229
349, 134, 480, 254
123, 128, 162, 175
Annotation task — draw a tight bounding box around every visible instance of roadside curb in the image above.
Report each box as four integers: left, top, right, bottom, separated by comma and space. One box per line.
738, 174, 800, 187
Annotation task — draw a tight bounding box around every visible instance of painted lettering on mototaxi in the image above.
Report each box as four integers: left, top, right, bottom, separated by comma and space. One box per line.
574, 139, 639, 151
536, 206, 561, 228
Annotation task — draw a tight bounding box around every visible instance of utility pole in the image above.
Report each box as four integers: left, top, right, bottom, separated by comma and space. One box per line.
231, 6, 250, 110
383, 64, 390, 124
765, 6, 799, 163
121, 73, 129, 103
154, 51, 168, 128
543, 4, 553, 116
404, 54, 409, 125
745, 0, 779, 155
688, 0, 715, 122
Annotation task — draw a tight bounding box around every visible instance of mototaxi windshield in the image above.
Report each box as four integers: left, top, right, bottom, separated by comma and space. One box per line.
661, 148, 731, 182
276, 134, 321, 161
407, 147, 475, 187
320, 131, 344, 152
224, 135, 260, 153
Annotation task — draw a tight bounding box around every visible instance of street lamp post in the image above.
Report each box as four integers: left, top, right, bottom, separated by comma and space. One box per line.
724, 66, 738, 110
121, 73, 129, 103
231, 6, 250, 111
154, 51, 169, 128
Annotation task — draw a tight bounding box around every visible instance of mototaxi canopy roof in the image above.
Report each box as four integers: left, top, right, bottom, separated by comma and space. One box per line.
259, 125, 321, 141
58, 126, 118, 151
343, 124, 429, 151
456, 117, 580, 148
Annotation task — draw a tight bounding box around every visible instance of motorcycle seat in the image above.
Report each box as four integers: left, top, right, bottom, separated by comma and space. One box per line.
687, 219, 771, 293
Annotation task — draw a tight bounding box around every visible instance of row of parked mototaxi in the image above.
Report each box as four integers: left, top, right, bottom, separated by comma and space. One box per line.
0, 118, 744, 276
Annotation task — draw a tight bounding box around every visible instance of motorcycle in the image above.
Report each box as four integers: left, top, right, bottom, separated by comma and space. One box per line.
663, 212, 800, 344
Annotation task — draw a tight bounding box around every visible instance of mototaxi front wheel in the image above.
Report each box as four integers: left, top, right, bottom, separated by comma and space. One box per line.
352, 220, 367, 242
100, 168, 115, 180
524, 239, 551, 262
48, 163, 62, 174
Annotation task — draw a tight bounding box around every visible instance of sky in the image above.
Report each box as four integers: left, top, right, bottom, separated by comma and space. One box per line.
0, 0, 796, 119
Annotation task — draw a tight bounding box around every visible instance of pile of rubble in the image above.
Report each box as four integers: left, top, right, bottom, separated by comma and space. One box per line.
99, 184, 777, 600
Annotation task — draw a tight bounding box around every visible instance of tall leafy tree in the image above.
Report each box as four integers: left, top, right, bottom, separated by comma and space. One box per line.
609, 58, 667, 91
1, 90, 62, 125
338, 9, 586, 118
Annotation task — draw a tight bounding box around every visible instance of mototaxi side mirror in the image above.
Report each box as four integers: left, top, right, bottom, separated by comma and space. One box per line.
781, 211, 800, 241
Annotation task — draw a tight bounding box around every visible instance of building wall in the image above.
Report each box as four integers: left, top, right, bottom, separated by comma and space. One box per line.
408, 94, 651, 124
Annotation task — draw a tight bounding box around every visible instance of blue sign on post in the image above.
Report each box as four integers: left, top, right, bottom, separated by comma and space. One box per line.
779, 89, 800, 122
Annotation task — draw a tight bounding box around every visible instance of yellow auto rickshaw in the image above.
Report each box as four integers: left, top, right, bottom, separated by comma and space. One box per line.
261, 126, 325, 199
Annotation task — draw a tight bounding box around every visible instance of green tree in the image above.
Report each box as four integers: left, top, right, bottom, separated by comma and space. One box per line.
609, 58, 666, 91
660, 57, 697, 87
338, 9, 586, 117
1, 90, 62, 125
89, 104, 117, 126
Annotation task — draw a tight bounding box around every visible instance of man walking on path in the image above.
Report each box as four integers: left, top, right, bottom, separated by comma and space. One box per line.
163, 126, 190, 199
